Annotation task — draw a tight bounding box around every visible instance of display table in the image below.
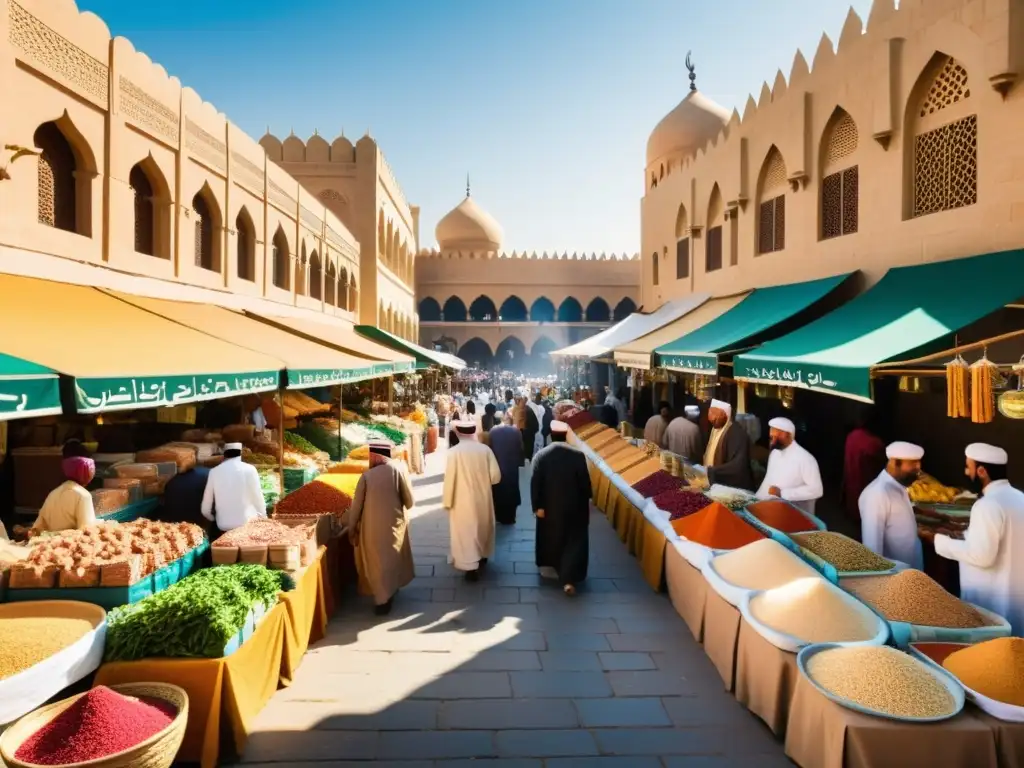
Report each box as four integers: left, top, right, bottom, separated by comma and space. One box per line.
638, 517, 667, 591
703, 589, 742, 691
973, 711, 1024, 768
595, 472, 613, 514
97, 497, 159, 523
664, 545, 706, 642
280, 547, 329, 684
784, 674, 999, 768
734, 618, 798, 736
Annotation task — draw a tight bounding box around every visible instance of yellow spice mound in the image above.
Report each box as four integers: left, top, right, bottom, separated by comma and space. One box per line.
943, 637, 1024, 706
712, 538, 819, 591
0, 617, 93, 680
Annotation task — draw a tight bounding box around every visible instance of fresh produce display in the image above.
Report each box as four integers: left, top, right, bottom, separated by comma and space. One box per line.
631, 470, 681, 499
283, 450, 320, 470
284, 431, 321, 456
293, 422, 356, 462
907, 473, 961, 504
748, 577, 880, 643
284, 390, 330, 414
244, 450, 279, 467
275, 477, 353, 518
841, 569, 992, 629
946, 357, 969, 419
971, 356, 996, 424
671, 502, 766, 549
212, 519, 311, 548
806, 646, 958, 719
942, 637, 1024, 706
711, 539, 819, 591
104, 564, 292, 661
348, 444, 371, 461
793, 531, 894, 572
327, 458, 370, 474
651, 488, 712, 520
0, 617, 94, 680
745, 500, 817, 533
13, 686, 177, 765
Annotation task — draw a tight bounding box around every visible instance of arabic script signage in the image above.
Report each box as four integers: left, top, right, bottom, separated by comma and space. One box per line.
614, 352, 651, 370
659, 353, 719, 374
290, 366, 379, 388
0, 376, 62, 420
75, 372, 281, 413
731, 357, 875, 400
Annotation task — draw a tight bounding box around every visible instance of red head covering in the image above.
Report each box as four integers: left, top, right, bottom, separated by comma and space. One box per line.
62, 456, 95, 486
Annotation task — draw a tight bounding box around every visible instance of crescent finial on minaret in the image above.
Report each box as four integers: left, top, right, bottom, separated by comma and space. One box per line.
686, 51, 697, 92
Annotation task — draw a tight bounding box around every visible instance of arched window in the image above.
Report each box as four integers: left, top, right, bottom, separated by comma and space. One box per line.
457, 338, 494, 369
498, 296, 528, 322
585, 297, 610, 322
350, 276, 359, 312
325, 260, 336, 306
821, 109, 860, 239
377, 210, 385, 257
469, 296, 497, 322
419, 297, 442, 322
235, 208, 256, 281
706, 184, 725, 272
909, 54, 977, 218
129, 164, 154, 256
295, 242, 307, 296
309, 250, 322, 300
192, 190, 219, 271
651, 252, 659, 286
272, 227, 290, 290
443, 296, 467, 322
557, 297, 583, 323
613, 297, 637, 321
757, 146, 787, 254
338, 267, 348, 310
34, 122, 78, 233
531, 297, 555, 323
675, 204, 690, 280
496, 337, 527, 372
531, 336, 558, 375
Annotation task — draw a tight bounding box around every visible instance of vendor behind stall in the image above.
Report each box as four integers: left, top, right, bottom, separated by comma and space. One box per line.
756, 417, 823, 516
32, 456, 97, 533
931, 443, 1024, 634
200, 442, 265, 535
859, 441, 923, 569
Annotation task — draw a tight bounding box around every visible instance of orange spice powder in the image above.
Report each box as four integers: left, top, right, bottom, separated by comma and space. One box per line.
746, 500, 817, 533
671, 501, 766, 549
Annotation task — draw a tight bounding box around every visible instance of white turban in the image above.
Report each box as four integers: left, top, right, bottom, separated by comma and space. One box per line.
225, 442, 243, 452
768, 417, 795, 435
965, 442, 1007, 465
550, 420, 570, 433
454, 421, 477, 433
886, 441, 924, 461
710, 399, 731, 417
684, 405, 700, 419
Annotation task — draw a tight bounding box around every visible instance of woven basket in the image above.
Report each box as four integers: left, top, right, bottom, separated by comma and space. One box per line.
0, 682, 189, 768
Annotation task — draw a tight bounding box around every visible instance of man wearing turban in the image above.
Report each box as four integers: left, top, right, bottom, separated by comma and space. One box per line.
33, 457, 98, 533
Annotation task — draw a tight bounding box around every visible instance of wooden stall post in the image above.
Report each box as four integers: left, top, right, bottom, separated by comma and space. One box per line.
337, 384, 343, 459
277, 386, 285, 491
388, 375, 394, 417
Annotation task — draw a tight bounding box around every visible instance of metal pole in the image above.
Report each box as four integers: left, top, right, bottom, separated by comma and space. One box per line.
276, 386, 285, 492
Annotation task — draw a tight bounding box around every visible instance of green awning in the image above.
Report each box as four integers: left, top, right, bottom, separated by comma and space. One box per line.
0, 353, 62, 421
733, 250, 1024, 401
655, 273, 852, 373
356, 326, 466, 370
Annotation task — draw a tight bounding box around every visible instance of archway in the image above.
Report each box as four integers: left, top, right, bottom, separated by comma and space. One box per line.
442, 296, 467, 322
531, 336, 558, 376
418, 297, 442, 322
530, 296, 555, 323
498, 296, 528, 322
557, 297, 583, 323
457, 337, 494, 369
613, 297, 637, 321
585, 297, 610, 322
495, 336, 527, 372
469, 295, 498, 322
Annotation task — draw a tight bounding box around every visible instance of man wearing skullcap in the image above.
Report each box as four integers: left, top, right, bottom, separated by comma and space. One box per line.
932, 443, 1024, 634
201, 442, 267, 534
32, 456, 98, 533
643, 401, 673, 447
756, 417, 823, 515
663, 405, 703, 464
443, 421, 501, 581
531, 420, 592, 595
702, 399, 754, 491
858, 441, 925, 569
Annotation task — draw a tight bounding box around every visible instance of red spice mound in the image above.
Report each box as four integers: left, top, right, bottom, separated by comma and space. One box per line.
671, 501, 766, 549
746, 500, 817, 533
653, 488, 712, 520
15, 686, 176, 765
276, 480, 352, 517
631, 470, 680, 498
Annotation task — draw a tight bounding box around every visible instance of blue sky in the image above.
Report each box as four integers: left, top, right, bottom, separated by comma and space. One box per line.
79, 0, 873, 254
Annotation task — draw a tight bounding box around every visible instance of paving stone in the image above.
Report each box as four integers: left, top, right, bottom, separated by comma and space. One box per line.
410, 671, 512, 699
241, 730, 379, 761
606, 670, 696, 697
663, 757, 796, 768
510, 671, 613, 698
494, 729, 599, 757
598, 651, 656, 670
606, 632, 687, 652
574, 697, 671, 727
546, 758, 663, 768
458, 650, 542, 671
544, 631, 612, 651
435, 761, 542, 768
484, 586, 522, 602
593, 727, 727, 755
376, 730, 497, 760
538, 651, 602, 671
439, 699, 578, 729
661, 693, 750, 727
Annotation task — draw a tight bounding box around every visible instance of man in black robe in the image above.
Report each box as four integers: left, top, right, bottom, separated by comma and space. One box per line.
488, 415, 524, 525
703, 398, 755, 491
532, 420, 593, 595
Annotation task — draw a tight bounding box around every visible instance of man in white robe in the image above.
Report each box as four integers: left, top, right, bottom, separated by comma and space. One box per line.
528, 393, 546, 454
859, 441, 924, 569
932, 443, 1024, 634
443, 421, 501, 581
756, 417, 823, 515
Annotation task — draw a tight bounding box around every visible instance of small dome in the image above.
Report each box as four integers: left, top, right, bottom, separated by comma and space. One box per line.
435, 195, 503, 252
646, 90, 730, 167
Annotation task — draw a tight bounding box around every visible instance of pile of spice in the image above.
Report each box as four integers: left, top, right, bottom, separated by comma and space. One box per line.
711, 539, 820, 591
909, 642, 965, 667
745, 500, 818, 533
794, 531, 894, 573
632, 471, 682, 499
671, 502, 765, 549
806, 646, 958, 719
748, 577, 880, 643
275, 476, 354, 518
652, 488, 712, 520
943, 637, 1024, 706
212, 519, 310, 548
564, 410, 595, 430
841, 570, 991, 629
0, 617, 94, 680
14, 686, 177, 765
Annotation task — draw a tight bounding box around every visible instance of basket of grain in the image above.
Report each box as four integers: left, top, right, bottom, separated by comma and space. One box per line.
0, 682, 188, 768
237, 544, 268, 565
210, 545, 239, 566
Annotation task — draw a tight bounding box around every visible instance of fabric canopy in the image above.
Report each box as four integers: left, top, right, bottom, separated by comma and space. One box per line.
0, 352, 61, 421
613, 293, 749, 370
551, 294, 709, 359
656, 273, 852, 373
0, 274, 282, 414
247, 314, 416, 374
355, 326, 465, 370
734, 250, 1024, 401
113, 294, 393, 389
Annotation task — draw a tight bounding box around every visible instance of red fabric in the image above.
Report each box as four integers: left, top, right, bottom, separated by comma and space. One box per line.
842, 428, 885, 517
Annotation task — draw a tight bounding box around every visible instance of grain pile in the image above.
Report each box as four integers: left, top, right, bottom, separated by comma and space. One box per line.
712, 539, 819, 591
749, 577, 880, 643
841, 570, 991, 628
794, 531, 894, 573
807, 645, 957, 719
943, 637, 1024, 706
0, 617, 94, 680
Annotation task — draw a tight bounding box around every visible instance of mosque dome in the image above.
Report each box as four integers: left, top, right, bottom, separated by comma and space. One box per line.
435, 191, 503, 252
646, 89, 730, 167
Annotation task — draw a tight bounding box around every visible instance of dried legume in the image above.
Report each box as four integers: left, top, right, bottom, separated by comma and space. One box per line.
841, 570, 991, 629
0, 617, 93, 680
943, 637, 1024, 706
794, 531, 894, 573
749, 577, 880, 643
712, 539, 820, 591
806, 645, 957, 718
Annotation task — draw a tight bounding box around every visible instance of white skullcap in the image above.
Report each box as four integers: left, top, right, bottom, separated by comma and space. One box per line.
225, 442, 243, 452
550, 420, 570, 433
710, 399, 732, 416
965, 442, 1008, 465
684, 405, 700, 417
886, 441, 924, 461
454, 421, 477, 433
768, 417, 795, 435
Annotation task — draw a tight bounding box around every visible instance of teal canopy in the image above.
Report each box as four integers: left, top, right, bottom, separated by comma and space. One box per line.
0, 352, 62, 421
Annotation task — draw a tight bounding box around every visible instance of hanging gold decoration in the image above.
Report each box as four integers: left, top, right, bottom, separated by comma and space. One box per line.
945, 355, 969, 418
970, 352, 996, 424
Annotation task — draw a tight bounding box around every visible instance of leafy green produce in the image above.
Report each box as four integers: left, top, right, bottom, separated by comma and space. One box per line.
284, 431, 320, 455
357, 420, 406, 445
104, 564, 292, 661
293, 422, 355, 461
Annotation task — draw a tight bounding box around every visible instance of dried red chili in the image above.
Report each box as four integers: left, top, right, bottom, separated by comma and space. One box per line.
631, 470, 681, 499
15, 686, 176, 765
652, 488, 712, 520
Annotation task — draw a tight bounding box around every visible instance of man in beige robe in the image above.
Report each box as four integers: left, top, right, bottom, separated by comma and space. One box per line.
443, 421, 501, 581
347, 443, 415, 615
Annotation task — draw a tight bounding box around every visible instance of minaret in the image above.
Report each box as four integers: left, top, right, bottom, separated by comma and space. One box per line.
686, 51, 697, 92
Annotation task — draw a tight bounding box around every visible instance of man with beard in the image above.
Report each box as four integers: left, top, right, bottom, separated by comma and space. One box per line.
932, 443, 1023, 634
859, 441, 924, 569
703, 399, 754, 491
756, 417, 823, 516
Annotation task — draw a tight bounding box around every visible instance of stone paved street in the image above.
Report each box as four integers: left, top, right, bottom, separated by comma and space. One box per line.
244, 447, 793, 766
